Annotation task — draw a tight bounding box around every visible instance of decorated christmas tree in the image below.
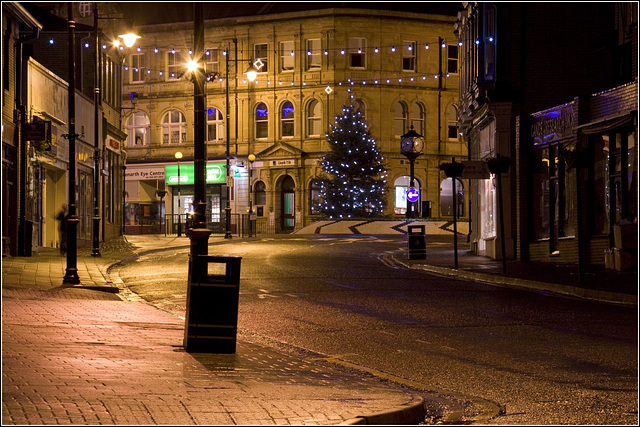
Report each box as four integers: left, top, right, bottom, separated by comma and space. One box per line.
316, 104, 388, 218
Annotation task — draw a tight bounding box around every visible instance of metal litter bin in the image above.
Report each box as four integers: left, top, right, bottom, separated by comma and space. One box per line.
407, 224, 426, 260
184, 254, 242, 353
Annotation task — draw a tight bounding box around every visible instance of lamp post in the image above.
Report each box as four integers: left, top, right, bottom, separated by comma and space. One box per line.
91, 6, 139, 257
175, 151, 183, 237
400, 125, 424, 218
248, 154, 255, 237
224, 46, 259, 239
63, 3, 80, 284
439, 157, 465, 269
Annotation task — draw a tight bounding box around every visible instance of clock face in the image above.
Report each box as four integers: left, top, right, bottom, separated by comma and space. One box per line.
413, 138, 424, 152
401, 138, 413, 153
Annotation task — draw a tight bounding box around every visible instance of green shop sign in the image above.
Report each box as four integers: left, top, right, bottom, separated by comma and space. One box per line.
165, 163, 226, 185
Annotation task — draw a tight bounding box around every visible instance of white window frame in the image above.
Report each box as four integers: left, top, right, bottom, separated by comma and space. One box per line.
206, 107, 224, 142
349, 37, 366, 69
126, 111, 150, 146
280, 40, 294, 72
205, 47, 219, 74
307, 99, 321, 137
130, 52, 146, 83
167, 50, 182, 81
162, 110, 187, 144
402, 41, 416, 72
254, 43, 268, 73
305, 38, 321, 70
281, 101, 294, 138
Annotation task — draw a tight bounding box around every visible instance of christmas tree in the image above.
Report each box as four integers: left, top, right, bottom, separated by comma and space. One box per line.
316, 104, 388, 218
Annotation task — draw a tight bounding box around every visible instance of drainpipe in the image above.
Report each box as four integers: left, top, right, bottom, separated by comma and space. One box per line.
16, 26, 40, 257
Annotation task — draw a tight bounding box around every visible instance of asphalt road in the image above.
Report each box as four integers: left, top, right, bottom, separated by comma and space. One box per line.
113, 235, 638, 424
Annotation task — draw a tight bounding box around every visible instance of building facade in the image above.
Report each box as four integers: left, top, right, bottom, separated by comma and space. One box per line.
121, 8, 466, 234
455, 2, 637, 263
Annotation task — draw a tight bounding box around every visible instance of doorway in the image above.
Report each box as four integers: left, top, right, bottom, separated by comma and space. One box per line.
281, 175, 295, 232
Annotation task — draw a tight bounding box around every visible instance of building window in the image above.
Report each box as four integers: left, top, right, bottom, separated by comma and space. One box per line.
255, 102, 268, 139
309, 179, 322, 214
3, 25, 10, 91
402, 41, 416, 72
447, 105, 458, 140
280, 41, 294, 72
349, 37, 366, 68
167, 50, 182, 80
162, 110, 186, 144
394, 101, 408, 137
281, 101, 294, 138
306, 38, 321, 70
126, 111, 150, 147
254, 181, 267, 207
254, 43, 268, 73
440, 178, 464, 216
307, 99, 321, 137
410, 103, 425, 136
207, 107, 224, 142
205, 47, 219, 73
352, 99, 365, 119
447, 44, 459, 74
130, 53, 146, 83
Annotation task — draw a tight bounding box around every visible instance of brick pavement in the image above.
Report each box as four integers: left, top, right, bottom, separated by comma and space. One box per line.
2, 237, 425, 425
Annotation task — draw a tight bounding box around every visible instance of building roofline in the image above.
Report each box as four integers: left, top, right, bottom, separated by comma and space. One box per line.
5, 2, 43, 30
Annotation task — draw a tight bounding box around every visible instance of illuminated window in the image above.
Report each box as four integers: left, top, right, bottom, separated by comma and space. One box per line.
126, 111, 150, 146
206, 107, 224, 142
162, 110, 186, 144
254, 43, 268, 73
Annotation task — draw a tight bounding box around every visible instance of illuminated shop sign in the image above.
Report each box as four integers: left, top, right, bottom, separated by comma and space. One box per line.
165, 163, 226, 185
531, 102, 574, 146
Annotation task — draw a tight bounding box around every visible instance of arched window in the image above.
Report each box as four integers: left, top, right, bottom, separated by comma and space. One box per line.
255, 103, 268, 139
126, 111, 150, 146
281, 101, 294, 137
206, 107, 224, 142
309, 179, 322, 214
411, 103, 425, 136
162, 110, 186, 144
307, 99, 321, 137
440, 178, 465, 216
352, 99, 365, 119
394, 101, 408, 136
447, 105, 459, 140
254, 181, 267, 206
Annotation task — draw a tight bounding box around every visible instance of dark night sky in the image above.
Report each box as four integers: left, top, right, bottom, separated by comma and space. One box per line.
116, 1, 461, 25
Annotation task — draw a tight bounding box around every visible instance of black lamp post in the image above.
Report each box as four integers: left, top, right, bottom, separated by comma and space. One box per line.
175, 151, 183, 237
400, 125, 424, 218
248, 154, 255, 237
440, 157, 465, 269
224, 46, 259, 239
63, 3, 80, 284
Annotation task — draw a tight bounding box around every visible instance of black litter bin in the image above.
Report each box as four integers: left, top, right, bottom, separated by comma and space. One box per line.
407, 224, 426, 260
184, 254, 242, 353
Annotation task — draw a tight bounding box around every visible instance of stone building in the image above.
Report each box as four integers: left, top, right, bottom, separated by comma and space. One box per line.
121, 7, 465, 234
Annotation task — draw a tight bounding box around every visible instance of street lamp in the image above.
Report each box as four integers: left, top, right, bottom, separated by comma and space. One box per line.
400, 125, 424, 218
248, 154, 256, 237
91, 5, 139, 257
224, 44, 260, 239
175, 151, 183, 237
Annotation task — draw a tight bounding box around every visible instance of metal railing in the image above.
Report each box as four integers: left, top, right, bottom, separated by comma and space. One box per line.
123, 213, 275, 236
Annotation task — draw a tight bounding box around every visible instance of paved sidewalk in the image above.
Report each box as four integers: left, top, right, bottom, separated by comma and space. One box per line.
2, 236, 426, 425
394, 236, 637, 307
